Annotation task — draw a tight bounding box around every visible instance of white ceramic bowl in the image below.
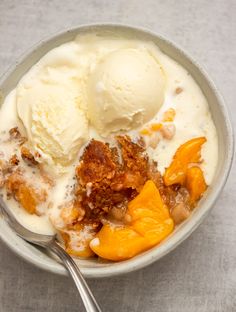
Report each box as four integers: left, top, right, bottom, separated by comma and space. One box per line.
0, 24, 234, 278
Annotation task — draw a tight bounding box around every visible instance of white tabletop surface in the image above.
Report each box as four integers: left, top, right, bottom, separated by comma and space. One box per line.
0, 1, 235, 311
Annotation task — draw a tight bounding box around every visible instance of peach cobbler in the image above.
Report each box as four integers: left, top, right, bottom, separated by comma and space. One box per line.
0, 33, 218, 261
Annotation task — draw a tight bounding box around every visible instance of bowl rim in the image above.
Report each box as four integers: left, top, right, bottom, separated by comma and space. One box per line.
0, 23, 234, 278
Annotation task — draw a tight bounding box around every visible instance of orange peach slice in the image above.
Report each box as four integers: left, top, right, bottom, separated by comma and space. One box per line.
90, 180, 174, 261
60, 226, 95, 258
164, 137, 206, 186
186, 166, 207, 205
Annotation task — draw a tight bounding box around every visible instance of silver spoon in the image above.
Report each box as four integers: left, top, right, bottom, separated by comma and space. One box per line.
0, 197, 102, 312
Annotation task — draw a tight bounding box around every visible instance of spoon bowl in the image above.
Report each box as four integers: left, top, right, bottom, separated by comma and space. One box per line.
0, 197, 102, 312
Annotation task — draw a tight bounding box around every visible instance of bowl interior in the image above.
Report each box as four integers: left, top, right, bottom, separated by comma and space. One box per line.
0, 24, 234, 278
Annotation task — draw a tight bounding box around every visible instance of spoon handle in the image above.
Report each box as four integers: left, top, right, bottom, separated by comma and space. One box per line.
49, 241, 102, 312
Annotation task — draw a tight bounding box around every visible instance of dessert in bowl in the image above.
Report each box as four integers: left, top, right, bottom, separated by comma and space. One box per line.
0, 25, 233, 277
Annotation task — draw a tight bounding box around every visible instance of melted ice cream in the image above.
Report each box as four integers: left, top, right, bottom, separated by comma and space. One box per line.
0, 33, 218, 235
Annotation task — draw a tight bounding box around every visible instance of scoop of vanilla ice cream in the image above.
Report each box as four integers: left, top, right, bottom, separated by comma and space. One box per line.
15, 42, 89, 173
87, 48, 166, 136
17, 82, 88, 172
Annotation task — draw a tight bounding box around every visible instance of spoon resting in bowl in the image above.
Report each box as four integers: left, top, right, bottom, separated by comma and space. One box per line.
0, 197, 102, 312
